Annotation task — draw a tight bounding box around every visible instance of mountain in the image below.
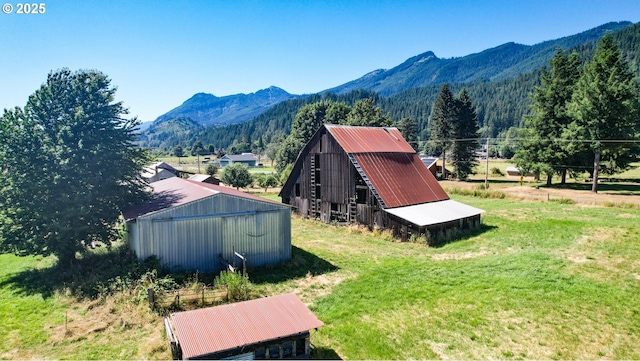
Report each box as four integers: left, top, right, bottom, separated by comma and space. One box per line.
137, 116, 204, 150
153, 86, 298, 127
324, 21, 632, 96
139, 21, 640, 152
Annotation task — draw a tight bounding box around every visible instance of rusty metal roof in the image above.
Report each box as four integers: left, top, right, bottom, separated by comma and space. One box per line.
352, 152, 449, 208
168, 293, 324, 359
325, 124, 416, 153
122, 177, 284, 221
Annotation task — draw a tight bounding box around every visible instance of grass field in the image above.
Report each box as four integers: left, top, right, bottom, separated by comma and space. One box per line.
1, 194, 639, 359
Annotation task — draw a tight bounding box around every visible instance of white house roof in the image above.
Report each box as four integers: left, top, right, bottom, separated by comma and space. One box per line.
383, 199, 484, 227
222, 154, 257, 162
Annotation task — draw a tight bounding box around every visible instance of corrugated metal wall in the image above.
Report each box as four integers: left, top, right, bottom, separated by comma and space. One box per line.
130, 194, 291, 273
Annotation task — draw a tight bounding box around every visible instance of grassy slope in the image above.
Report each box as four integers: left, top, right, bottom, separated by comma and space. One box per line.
1, 195, 639, 359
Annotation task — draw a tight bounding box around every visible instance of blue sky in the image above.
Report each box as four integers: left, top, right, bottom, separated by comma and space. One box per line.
1, 0, 640, 122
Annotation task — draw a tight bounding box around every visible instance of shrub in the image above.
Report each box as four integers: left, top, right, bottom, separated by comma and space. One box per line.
490, 167, 504, 176
214, 270, 251, 302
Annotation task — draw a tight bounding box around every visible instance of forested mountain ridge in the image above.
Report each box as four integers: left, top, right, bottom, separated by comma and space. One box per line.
325, 22, 631, 96
153, 86, 298, 127
140, 21, 640, 152
137, 116, 203, 150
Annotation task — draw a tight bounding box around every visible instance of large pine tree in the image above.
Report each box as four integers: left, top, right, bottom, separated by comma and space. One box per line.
515, 48, 582, 185
567, 34, 640, 193
428, 84, 456, 178
450, 89, 480, 180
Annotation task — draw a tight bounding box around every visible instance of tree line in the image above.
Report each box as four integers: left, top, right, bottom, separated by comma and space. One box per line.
514, 34, 640, 193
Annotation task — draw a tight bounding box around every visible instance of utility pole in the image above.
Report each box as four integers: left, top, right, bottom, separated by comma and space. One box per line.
484, 137, 490, 189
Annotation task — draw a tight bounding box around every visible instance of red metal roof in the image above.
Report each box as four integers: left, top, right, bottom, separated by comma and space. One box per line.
325, 125, 416, 153
353, 153, 449, 208
122, 177, 284, 221
169, 293, 324, 359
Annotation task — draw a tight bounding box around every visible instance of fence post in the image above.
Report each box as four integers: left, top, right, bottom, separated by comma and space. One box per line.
202, 286, 205, 305
148, 288, 155, 310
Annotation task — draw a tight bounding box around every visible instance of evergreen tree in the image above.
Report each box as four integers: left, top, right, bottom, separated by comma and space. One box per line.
0, 69, 151, 265
346, 98, 393, 127
514, 49, 582, 185
397, 117, 419, 152
450, 89, 480, 180
428, 84, 456, 178
567, 34, 640, 193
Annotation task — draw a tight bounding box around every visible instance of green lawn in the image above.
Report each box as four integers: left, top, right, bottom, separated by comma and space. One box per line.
252, 195, 640, 359
1, 195, 639, 359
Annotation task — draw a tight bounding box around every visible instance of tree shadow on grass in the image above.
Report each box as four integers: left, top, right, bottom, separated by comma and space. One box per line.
250, 246, 339, 285
0, 244, 170, 299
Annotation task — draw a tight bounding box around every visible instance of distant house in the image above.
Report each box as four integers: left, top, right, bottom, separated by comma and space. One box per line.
188, 173, 220, 185
280, 124, 483, 241
164, 293, 323, 360
122, 177, 291, 273
142, 161, 177, 183
506, 166, 534, 177
219, 153, 257, 167
420, 156, 439, 177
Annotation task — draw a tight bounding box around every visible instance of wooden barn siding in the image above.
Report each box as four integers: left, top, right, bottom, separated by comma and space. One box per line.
284, 129, 385, 225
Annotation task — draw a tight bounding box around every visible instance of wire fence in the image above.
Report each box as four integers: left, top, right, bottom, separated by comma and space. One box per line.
148, 285, 228, 311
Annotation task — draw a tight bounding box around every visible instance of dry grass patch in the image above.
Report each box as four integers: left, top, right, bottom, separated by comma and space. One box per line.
559, 227, 640, 283
45, 296, 168, 359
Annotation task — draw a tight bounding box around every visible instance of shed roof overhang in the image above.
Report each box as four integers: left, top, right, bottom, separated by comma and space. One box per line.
383, 199, 484, 227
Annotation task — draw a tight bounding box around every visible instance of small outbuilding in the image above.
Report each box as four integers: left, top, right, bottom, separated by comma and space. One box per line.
188, 173, 221, 185
164, 293, 324, 360
143, 161, 178, 183
122, 177, 291, 273
219, 153, 258, 167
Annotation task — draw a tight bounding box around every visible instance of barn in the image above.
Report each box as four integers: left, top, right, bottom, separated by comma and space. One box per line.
164, 293, 323, 360
123, 177, 291, 273
280, 124, 483, 241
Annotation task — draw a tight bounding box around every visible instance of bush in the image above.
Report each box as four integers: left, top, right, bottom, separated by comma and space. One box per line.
214, 270, 251, 302
490, 167, 504, 176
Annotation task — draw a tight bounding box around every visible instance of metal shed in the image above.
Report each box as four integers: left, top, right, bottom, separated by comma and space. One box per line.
165, 293, 324, 360
123, 177, 291, 273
